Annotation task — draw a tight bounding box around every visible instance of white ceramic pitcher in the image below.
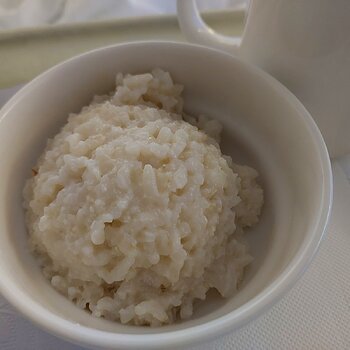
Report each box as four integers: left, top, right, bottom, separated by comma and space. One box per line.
177, 0, 350, 157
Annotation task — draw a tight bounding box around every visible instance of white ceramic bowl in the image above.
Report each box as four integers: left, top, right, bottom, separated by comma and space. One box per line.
0, 42, 332, 349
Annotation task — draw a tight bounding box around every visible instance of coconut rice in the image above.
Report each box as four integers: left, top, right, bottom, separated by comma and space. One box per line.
23, 69, 263, 326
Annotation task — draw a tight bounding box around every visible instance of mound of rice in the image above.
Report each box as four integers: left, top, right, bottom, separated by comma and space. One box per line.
23, 69, 263, 326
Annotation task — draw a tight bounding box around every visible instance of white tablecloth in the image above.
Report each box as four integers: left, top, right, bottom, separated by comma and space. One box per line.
0, 0, 247, 29
0, 85, 349, 349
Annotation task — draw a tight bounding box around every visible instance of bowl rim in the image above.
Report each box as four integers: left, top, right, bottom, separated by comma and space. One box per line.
0, 41, 333, 349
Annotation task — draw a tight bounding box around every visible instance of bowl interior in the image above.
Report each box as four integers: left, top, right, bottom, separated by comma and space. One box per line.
0, 43, 328, 339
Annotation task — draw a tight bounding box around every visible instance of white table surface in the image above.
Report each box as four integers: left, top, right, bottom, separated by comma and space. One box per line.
0, 85, 349, 350
0, 0, 247, 30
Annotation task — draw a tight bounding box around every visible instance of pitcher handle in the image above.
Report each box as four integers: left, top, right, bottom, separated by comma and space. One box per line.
177, 0, 242, 54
